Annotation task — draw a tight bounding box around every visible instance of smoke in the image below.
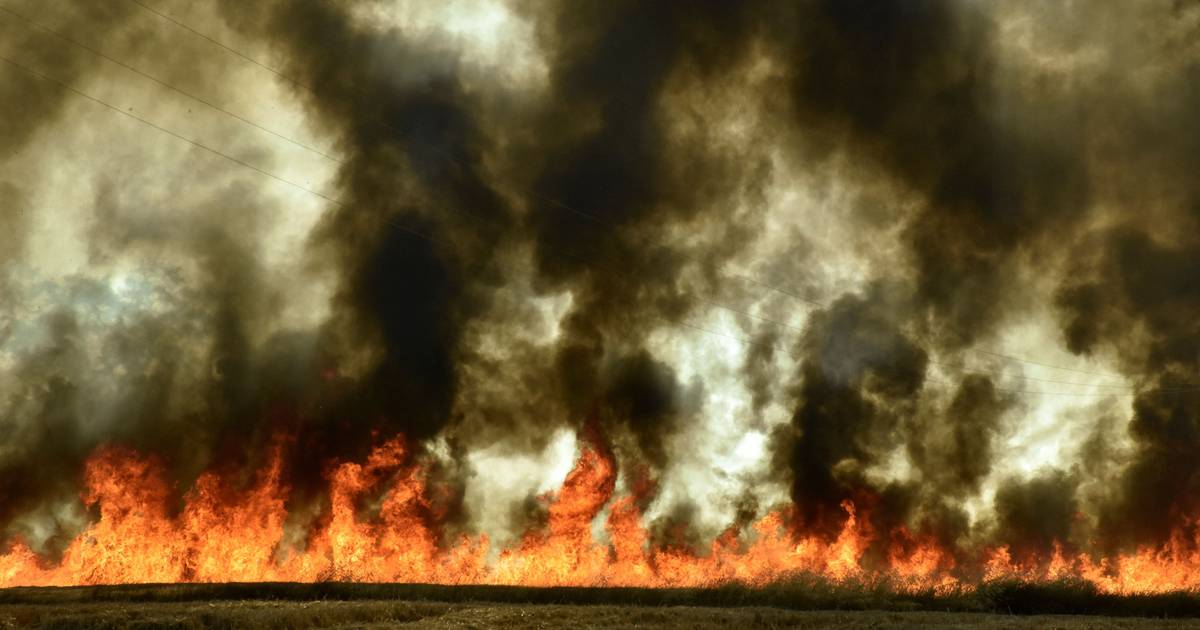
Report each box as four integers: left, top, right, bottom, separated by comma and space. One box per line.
1, 0, 1200, 561
991, 470, 1080, 559
1060, 228, 1200, 547
778, 289, 927, 534
908, 375, 1012, 501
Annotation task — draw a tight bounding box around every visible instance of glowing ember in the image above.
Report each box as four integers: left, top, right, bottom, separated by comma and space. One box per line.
3, 428, 1200, 594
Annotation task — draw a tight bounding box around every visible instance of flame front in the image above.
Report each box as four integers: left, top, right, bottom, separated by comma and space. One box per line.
3, 429, 1200, 594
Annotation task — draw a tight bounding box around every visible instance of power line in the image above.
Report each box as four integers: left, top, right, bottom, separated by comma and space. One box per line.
955, 381, 1197, 397
0, 53, 422, 241
119, 0, 1163, 391
127, 0, 297, 86
20, 7, 1194, 397
926, 360, 1130, 389
0, 3, 341, 164
922, 378, 1131, 398
0, 48, 763, 359
0, 49, 1181, 400
0, 49, 894, 398
927, 365, 1200, 395
0, 44, 796, 354
971, 349, 1125, 378
102, 2, 818, 344
121, 0, 829, 311
526, 187, 830, 309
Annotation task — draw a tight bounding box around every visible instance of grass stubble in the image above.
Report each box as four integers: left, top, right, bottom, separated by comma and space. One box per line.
0, 578, 1198, 629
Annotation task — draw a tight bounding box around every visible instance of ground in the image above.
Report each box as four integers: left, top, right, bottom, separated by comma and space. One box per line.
2, 601, 1200, 630
1, 582, 1199, 629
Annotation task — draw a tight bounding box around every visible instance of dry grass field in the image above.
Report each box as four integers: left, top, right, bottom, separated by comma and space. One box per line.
2, 600, 1200, 629
0, 581, 1198, 629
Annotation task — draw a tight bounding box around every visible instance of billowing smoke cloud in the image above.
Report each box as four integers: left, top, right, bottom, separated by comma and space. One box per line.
776, 289, 927, 534
991, 469, 1079, 559
1059, 229, 1200, 548
2, 0, 1200, 562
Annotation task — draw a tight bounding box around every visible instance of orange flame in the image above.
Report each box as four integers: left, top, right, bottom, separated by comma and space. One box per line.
3, 430, 1200, 593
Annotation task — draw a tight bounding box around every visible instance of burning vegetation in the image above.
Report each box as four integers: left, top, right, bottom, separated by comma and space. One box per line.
4, 425, 1200, 592
2, 0, 1200, 600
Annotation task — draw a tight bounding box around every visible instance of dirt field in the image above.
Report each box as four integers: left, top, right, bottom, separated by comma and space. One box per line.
2, 600, 1199, 630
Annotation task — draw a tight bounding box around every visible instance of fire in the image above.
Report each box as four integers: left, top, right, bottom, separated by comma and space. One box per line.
3, 428, 1200, 593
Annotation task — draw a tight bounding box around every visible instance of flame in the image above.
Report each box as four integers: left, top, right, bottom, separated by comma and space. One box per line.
3, 429, 1200, 593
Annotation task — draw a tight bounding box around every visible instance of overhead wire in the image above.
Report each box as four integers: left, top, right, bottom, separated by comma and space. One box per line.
126, 0, 298, 86
117, 0, 831, 310
0, 53, 431, 252
0, 3, 342, 164
7, 3, 1196, 397
6, 1, 822, 347
0, 42, 752, 356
